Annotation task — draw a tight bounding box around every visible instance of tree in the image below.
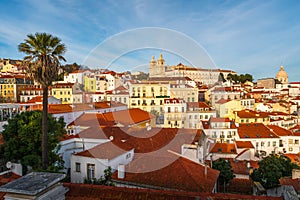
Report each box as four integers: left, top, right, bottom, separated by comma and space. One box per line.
84, 166, 114, 186
18, 33, 66, 169
227, 73, 253, 83
218, 73, 226, 82
212, 158, 235, 191
251, 154, 300, 189
1, 111, 66, 172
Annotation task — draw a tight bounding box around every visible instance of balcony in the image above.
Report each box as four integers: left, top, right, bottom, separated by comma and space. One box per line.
156, 95, 170, 98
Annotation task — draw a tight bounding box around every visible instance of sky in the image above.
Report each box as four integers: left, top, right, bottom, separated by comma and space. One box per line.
1, 0, 300, 81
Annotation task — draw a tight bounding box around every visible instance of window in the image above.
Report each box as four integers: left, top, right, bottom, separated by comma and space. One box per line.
289, 147, 293, 151
272, 141, 276, 147
288, 139, 293, 145
126, 153, 131, 159
268, 141, 270, 147
295, 140, 299, 145
87, 163, 95, 180
75, 162, 81, 172
168, 107, 171, 113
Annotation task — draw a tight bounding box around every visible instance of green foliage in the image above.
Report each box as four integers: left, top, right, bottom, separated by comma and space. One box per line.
227, 73, 253, 83
18, 32, 66, 88
212, 158, 235, 185
1, 111, 66, 172
133, 72, 149, 81
63, 63, 81, 74
251, 154, 300, 189
84, 166, 114, 186
218, 73, 226, 82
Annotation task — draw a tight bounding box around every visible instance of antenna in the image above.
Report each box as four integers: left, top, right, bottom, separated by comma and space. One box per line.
6, 161, 13, 169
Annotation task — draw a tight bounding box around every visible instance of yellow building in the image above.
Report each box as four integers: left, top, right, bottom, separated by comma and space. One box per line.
169, 83, 198, 103
129, 82, 170, 124
0, 59, 22, 73
84, 75, 96, 92
215, 99, 242, 119
52, 82, 75, 104
0, 74, 32, 102
233, 109, 270, 124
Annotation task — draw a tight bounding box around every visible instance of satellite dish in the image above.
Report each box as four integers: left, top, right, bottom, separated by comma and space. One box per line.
6, 161, 12, 169
109, 136, 114, 141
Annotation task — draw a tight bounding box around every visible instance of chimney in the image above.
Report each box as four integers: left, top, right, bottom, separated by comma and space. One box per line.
118, 164, 125, 179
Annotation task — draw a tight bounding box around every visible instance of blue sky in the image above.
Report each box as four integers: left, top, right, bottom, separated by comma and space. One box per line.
1, 0, 300, 81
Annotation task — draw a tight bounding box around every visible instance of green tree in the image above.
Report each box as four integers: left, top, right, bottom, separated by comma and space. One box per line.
218, 73, 226, 82
251, 154, 300, 189
212, 158, 235, 191
1, 111, 66, 172
84, 166, 114, 186
18, 33, 66, 169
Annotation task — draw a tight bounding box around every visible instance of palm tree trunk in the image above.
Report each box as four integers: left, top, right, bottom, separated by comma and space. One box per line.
42, 86, 49, 169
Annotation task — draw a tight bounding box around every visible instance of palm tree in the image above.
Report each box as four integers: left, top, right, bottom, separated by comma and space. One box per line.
18, 32, 66, 169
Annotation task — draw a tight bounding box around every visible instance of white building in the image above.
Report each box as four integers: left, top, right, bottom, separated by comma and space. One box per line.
71, 142, 134, 183
64, 70, 91, 85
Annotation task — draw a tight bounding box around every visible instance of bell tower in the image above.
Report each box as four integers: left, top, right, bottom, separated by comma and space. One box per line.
149, 55, 157, 77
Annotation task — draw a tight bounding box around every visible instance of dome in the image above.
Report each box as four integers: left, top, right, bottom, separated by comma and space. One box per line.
276, 66, 288, 84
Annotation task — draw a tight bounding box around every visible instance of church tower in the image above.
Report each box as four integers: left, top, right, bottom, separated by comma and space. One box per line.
276, 65, 288, 84
149, 55, 157, 77
149, 54, 166, 77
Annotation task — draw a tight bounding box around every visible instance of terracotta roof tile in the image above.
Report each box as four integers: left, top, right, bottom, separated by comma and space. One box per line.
74, 141, 133, 159
267, 125, 293, 136
235, 110, 269, 118
0, 172, 21, 187
210, 143, 237, 154
284, 153, 300, 164
235, 141, 254, 149
102, 127, 201, 154
92, 108, 154, 127
238, 123, 279, 139
280, 177, 300, 192
215, 98, 231, 104
112, 152, 219, 193
187, 102, 212, 109
63, 182, 282, 200
227, 178, 252, 195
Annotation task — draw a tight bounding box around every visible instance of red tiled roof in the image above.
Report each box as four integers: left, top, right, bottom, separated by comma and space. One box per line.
213, 87, 234, 92
0, 172, 21, 187
235, 141, 254, 149
164, 98, 184, 104
210, 117, 231, 123
238, 123, 279, 139
215, 98, 231, 104
284, 153, 300, 164
280, 177, 300, 192
227, 178, 252, 195
187, 102, 212, 109
227, 158, 258, 175
63, 182, 282, 200
112, 152, 219, 193
210, 143, 237, 154
52, 82, 74, 88
235, 109, 269, 118
74, 141, 133, 159
99, 108, 155, 126
267, 125, 293, 136
102, 127, 201, 154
